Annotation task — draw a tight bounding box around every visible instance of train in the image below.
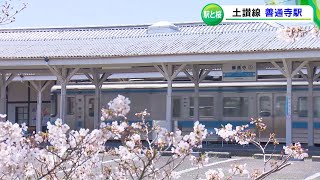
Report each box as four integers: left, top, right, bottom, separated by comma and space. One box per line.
50, 81, 320, 144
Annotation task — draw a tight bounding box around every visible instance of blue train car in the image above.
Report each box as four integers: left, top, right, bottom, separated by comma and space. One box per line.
51, 81, 320, 143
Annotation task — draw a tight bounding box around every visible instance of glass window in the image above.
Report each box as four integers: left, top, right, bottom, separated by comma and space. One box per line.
298, 97, 308, 117
223, 97, 248, 117
67, 97, 75, 115
88, 98, 95, 117
275, 96, 286, 117
293, 96, 320, 118
259, 96, 271, 117
50, 93, 57, 117
314, 97, 320, 118
16, 107, 28, 125
190, 97, 214, 117
173, 98, 181, 118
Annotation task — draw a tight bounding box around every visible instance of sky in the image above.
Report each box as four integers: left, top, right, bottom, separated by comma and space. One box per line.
3, 0, 270, 28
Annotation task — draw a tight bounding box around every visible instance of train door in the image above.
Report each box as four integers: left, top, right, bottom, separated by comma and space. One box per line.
66, 96, 77, 130
257, 94, 274, 140
273, 94, 286, 142
75, 95, 85, 130
257, 93, 286, 141
84, 96, 95, 130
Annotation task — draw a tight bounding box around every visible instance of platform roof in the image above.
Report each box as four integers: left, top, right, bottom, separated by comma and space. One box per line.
0, 22, 319, 59
0, 22, 319, 69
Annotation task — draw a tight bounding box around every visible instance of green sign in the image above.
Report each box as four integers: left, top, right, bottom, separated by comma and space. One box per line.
298, 0, 320, 27
201, 3, 224, 26
308, 0, 320, 28
298, 0, 309, 4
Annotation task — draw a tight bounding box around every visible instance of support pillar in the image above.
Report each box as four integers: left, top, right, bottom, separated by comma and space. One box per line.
30, 81, 51, 132
37, 91, 42, 131
59, 83, 66, 121
285, 60, 293, 145
193, 65, 200, 121
0, 73, 15, 115
271, 59, 308, 145
95, 85, 101, 126
154, 63, 186, 131
194, 80, 199, 121
303, 65, 317, 146
166, 79, 173, 131
60, 75, 67, 121
47, 65, 79, 123
84, 70, 110, 129
0, 85, 5, 115
183, 65, 211, 121
308, 75, 314, 146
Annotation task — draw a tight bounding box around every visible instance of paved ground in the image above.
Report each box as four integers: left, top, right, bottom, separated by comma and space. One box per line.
105, 141, 320, 156
200, 143, 320, 157
175, 157, 320, 180
100, 155, 320, 180
102, 141, 320, 179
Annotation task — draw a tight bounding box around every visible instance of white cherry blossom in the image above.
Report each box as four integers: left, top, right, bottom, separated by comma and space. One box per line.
205, 169, 224, 180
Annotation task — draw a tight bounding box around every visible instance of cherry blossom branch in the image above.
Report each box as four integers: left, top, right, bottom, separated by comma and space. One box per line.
0, 0, 26, 25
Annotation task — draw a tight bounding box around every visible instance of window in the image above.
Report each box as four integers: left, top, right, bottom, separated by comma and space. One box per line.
275, 96, 286, 117
259, 96, 271, 117
16, 107, 28, 124
314, 97, 320, 118
50, 93, 57, 117
67, 97, 75, 115
292, 97, 320, 118
189, 97, 214, 117
298, 97, 308, 117
173, 98, 181, 118
223, 97, 248, 117
88, 98, 95, 117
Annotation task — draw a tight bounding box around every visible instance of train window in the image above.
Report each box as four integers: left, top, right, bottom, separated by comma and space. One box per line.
259, 96, 271, 117
88, 98, 94, 117
15, 107, 28, 125
275, 96, 286, 117
223, 97, 248, 117
314, 97, 320, 117
300, 97, 320, 117
50, 93, 57, 117
298, 97, 308, 117
173, 98, 181, 118
189, 97, 214, 117
67, 97, 75, 115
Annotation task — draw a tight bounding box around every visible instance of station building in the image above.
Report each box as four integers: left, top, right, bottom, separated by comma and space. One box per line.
0, 21, 319, 146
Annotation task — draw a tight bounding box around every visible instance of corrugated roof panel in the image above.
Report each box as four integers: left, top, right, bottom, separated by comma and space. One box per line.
0, 22, 318, 59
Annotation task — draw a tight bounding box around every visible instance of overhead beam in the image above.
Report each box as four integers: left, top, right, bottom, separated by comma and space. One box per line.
291, 61, 309, 78
271, 61, 287, 77
1, 50, 320, 67
313, 70, 320, 81
298, 70, 308, 81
